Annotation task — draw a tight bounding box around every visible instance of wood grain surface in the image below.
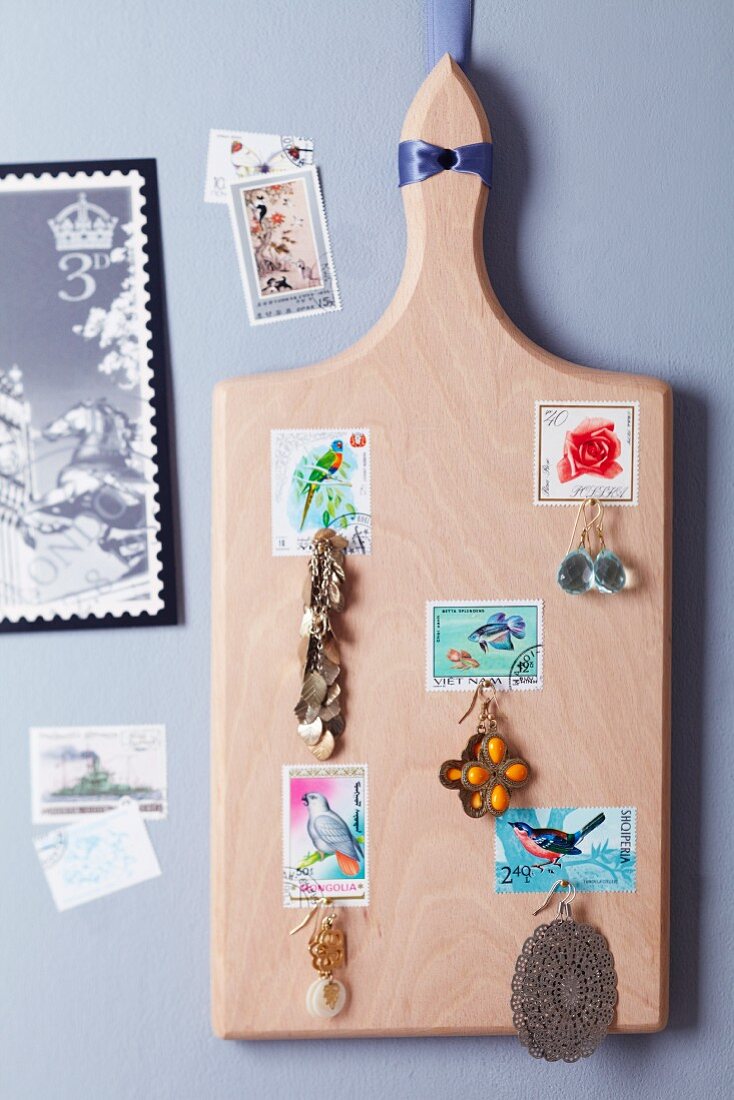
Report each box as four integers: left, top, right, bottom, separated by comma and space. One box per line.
211, 55, 671, 1039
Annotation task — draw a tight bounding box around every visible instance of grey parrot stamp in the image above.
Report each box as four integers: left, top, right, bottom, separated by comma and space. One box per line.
282, 763, 368, 907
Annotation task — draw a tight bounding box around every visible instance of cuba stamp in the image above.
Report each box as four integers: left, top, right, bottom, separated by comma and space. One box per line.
227, 165, 340, 324
282, 763, 368, 908
495, 806, 637, 894
204, 129, 314, 203
30, 724, 167, 823
535, 401, 639, 505
427, 600, 543, 691
271, 428, 371, 555
34, 799, 161, 911
0, 161, 175, 629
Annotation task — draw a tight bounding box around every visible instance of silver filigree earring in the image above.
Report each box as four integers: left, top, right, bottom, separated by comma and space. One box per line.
511, 880, 618, 1062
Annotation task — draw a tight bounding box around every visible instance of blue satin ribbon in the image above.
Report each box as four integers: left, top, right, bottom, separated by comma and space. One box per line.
425, 0, 473, 71
398, 140, 493, 188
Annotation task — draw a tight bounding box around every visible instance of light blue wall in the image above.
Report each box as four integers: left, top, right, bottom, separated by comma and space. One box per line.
1, 2, 732, 1096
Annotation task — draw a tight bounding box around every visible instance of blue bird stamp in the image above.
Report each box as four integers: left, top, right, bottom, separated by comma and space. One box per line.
426, 600, 543, 691
494, 806, 637, 893
282, 763, 369, 908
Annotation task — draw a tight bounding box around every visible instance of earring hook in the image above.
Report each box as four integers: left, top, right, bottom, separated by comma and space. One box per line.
289, 895, 331, 935
458, 678, 498, 724
532, 878, 576, 918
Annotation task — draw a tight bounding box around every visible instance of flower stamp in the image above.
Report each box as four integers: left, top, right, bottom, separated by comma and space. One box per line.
426, 601, 543, 691
227, 165, 340, 325
495, 806, 637, 893
282, 764, 368, 908
271, 428, 371, 555
535, 402, 639, 505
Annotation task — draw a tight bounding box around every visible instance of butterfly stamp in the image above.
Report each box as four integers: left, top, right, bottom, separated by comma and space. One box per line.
426, 600, 544, 691
228, 165, 340, 325
282, 763, 369, 908
495, 806, 637, 893
534, 401, 640, 505
203, 129, 314, 203
271, 428, 371, 556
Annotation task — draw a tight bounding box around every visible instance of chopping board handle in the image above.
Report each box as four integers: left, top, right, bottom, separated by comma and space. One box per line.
397, 54, 498, 315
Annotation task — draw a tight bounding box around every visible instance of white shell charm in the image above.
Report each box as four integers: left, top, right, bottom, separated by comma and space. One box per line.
305, 977, 347, 1018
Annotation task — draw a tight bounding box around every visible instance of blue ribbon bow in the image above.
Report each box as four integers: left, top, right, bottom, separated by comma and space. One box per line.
398, 140, 493, 189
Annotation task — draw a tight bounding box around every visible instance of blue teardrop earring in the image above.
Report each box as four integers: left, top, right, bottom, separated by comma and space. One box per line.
587, 499, 626, 594
557, 499, 595, 594
557, 498, 626, 595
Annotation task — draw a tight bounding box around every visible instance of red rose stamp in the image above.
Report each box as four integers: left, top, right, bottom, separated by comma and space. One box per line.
535, 402, 639, 505
557, 418, 623, 483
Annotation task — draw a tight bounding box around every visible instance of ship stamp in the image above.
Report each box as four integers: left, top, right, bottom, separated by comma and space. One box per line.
271, 429, 371, 555
30, 724, 167, 822
426, 600, 544, 691
535, 401, 640, 505
228, 165, 340, 324
283, 764, 368, 908
494, 806, 637, 893
204, 129, 314, 203
0, 161, 176, 629
34, 799, 162, 911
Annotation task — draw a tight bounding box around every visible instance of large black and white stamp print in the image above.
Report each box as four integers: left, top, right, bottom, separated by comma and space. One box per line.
0, 160, 176, 630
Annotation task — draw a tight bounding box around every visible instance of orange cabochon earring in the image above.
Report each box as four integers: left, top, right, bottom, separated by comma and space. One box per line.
439, 679, 530, 818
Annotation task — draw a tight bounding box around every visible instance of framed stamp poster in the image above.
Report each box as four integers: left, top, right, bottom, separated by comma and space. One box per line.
0, 159, 176, 630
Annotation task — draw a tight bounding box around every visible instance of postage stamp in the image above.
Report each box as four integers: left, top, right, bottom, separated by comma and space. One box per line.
494, 806, 637, 894
204, 129, 314, 203
30, 724, 167, 823
0, 161, 175, 629
227, 165, 340, 324
282, 763, 368, 907
535, 401, 639, 505
426, 601, 543, 691
34, 799, 161, 911
271, 428, 371, 555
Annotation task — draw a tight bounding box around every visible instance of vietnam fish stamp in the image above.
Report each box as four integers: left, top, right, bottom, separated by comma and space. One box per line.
0, 160, 176, 629
283, 764, 368, 907
271, 428, 371, 555
495, 806, 637, 894
30, 724, 167, 823
204, 129, 314, 203
227, 165, 340, 324
34, 799, 162, 911
426, 601, 543, 691
535, 401, 640, 505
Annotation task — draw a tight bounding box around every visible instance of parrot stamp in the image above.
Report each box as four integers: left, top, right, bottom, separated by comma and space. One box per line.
271, 428, 371, 555
426, 600, 543, 691
204, 129, 314, 204
534, 401, 640, 505
282, 764, 368, 907
494, 806, 637, 893
228, 165, 340, 325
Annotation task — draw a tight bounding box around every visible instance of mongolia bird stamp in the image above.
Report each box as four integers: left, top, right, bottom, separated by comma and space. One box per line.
271, 428, 371, 555
535, 401, 640, 504
426, 600, 544, 691
204, 129, 314, 203
30, 724, 167, 822
495, 806, 637, 893
283, 763, 368, 908
34, 799, 161, 911
228, 165, 340, 324
0, 161, 175, 629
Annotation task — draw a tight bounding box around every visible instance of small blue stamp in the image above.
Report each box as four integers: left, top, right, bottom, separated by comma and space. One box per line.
426, 600, 543, 691
494, 806, 637, 894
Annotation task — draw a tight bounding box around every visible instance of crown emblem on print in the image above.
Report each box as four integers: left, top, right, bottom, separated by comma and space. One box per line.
48, 192, 118, 251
